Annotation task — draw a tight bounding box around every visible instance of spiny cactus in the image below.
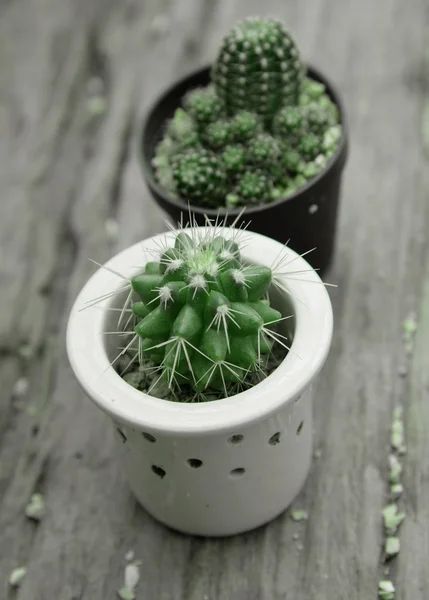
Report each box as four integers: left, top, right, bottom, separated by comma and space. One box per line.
323, 125, 342, 156
297, 132, 321, 160
152, 16, 343, 208
127, 228, 289, 397
301, 102, 333, 136
212, 17, 304, 120
227, 170, 271, 207
171, 149, 227, 205
183, 86, 224, 126
279, 148, 302, 174
203, 119, 233, 150
272, 106, 303, 139
247, 134, 281, 168
167, 108, 195, 140
230, 110, 263, 143
221, 144, 247, 174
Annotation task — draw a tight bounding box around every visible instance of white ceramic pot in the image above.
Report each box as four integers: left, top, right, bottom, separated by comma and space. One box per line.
66, 228, 333, 537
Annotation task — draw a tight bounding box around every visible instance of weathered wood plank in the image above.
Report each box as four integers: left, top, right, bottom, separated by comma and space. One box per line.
1, 0, 429, 598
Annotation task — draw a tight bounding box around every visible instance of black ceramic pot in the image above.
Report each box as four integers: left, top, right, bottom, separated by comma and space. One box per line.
140, 65, 348, 273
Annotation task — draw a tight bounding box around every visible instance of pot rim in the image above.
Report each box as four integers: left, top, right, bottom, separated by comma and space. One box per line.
66, 227, 333, 436
140, 63, 348, 218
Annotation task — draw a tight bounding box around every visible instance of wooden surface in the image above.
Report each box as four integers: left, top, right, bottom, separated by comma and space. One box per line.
1, 0, 429, 598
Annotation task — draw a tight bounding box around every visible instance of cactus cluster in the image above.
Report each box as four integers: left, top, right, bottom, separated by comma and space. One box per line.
114, 228, 290, 401
152, 16, 342, 208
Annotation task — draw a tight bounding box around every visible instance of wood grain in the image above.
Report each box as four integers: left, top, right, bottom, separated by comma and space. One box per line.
1, 0, 429, 598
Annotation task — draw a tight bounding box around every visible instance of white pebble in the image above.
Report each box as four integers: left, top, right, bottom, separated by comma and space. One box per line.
9, 567, 27, 588
124, 563, 140, 591
13, 377, 29, 397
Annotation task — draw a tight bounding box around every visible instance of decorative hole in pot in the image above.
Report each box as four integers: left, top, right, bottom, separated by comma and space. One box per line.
67, 221, 333, 536
151, 465, 166, 479
228, 434, 244, 445
230, 468, 246, 478
269, 432, 281, 446
140, 16, 349, 273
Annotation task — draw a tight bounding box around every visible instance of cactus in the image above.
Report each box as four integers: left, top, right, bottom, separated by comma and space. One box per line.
272, 106, 303, 140
183, 86, 224, 126
297, 132, 321, 160
212, 17, 304, 120
230, 111, 263, 143
127, 228, 288, 397
171, 149, 227, 205
203, 119, 233, 150
167, 108, 195, 140
301, 102, 332, 136
221, 144, 247, 174
230, 170, 271, 205
279, 148, 302, 174
323, 125, 342, 156
153, 18, 343, 208
247, 134, 281, 168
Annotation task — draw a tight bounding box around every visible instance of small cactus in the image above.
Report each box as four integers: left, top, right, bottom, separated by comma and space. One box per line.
323, 125, 342, 156
301, 102, 332, 136
230, 111, 263, 143
171, 149, 227, 205
303, 79, 326, 100
128, 228, 288, 396
297, 132, 321, 160
203, 119, 233, 150
273, 106, 304, 139
232, 170, 271, 205
221, 144, 247, 174
167, 108, 195, 140
212, 17, 304, 120
183, 86, 224, 126
247, 134, 281, 168
153, 17, 343, 208
279, 148, 302, 174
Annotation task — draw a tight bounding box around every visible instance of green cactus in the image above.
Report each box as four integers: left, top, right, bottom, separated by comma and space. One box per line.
203, 119, 233, 150
323, 125, 342, 156
230, 111, 263, 143
247, 133, 281, 168
303, 78, 326, 100
212, 17, 304, 120
231, 170, 271, 205
221, 144, 247, 174
272, 106, 304, 139
297, 132, 321, 160
152, 17, 343, 209
301, 102, 332, 136
279, 148, 302, 174
183, 86, 224, 126
129, 229, 287, 396
167, 108, 195, 140
171, 149, 227, 205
